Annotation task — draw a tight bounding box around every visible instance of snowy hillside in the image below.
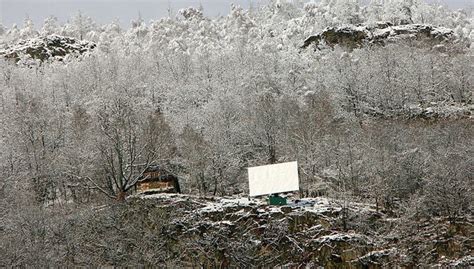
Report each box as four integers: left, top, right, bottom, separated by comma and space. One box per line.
0, 0, 472, 267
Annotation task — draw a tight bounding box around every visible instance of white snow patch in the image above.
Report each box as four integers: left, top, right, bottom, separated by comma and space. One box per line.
316, 232, 366, 243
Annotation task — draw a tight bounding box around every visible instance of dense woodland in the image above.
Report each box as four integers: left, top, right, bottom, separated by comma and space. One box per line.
0, 0, 473, 266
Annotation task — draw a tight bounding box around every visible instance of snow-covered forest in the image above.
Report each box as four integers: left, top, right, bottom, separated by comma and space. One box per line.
0, 0, 473, 267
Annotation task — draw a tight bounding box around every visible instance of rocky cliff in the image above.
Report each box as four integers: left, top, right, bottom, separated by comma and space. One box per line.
117, 193, 473, 268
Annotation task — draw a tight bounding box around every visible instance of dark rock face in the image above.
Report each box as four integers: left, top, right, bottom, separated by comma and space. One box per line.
4, 193, 470, 267
123, 194, 473, 268
0, 35, 96, 63
302, 23, 455, 50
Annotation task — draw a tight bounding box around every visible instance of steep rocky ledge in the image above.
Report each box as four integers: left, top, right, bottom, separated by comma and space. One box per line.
122, 193, 473, 268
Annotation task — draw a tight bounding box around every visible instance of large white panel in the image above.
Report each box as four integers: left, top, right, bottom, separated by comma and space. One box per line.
248, 161, 299, 197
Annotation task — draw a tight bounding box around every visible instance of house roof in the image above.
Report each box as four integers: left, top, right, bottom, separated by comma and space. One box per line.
138, 165, 175, 183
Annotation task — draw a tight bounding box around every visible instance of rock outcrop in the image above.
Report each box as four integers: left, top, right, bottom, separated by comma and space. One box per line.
0, 35, 96, 63
302, 23, 456, 50
123, 193, 473, 267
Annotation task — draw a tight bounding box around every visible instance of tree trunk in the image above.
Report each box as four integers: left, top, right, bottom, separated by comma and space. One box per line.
116, 191, 126, 201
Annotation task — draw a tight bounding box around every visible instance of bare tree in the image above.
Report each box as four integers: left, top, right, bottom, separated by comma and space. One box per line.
87, 98, 175, 200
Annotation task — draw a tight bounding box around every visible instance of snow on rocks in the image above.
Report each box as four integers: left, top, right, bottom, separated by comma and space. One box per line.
442, 255, 474, 267
0, 34, 96, 64
355, 248, 404, 267
133, 192, 375, 220
128, 193, 472, 267
315, 232, 370, 244
302, 23, 458, 51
